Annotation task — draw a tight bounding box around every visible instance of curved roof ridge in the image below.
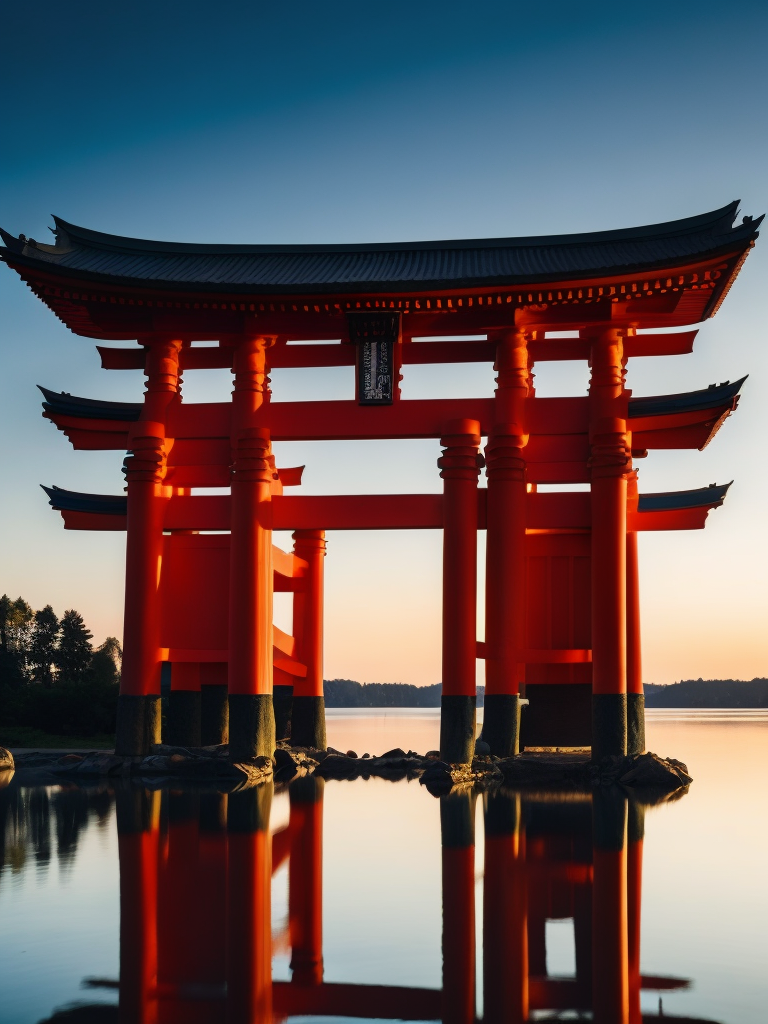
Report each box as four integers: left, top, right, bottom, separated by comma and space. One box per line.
48, 202, 752, 257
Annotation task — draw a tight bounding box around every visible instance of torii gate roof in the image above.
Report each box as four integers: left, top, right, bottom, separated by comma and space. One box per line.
0, 202, 762, 338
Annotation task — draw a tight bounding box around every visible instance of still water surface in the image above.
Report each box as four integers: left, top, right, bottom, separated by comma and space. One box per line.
0, 710, 766, 1024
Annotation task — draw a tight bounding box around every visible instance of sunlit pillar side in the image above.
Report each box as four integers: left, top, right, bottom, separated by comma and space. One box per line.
117, 338, 181, 756
588, 328, 631, 757
483, 329, 530, 757
290, 530, 327, 750
228, 336, 276, 761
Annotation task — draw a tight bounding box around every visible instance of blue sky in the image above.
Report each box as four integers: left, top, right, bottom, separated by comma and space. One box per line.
1, 0, 766, 684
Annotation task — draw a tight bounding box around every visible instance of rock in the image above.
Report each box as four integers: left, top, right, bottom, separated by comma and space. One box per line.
139, 755, 173, 772
425, 750, 440, 759
326, 746, 347, 756
380, 747, 407, 759
619, 752, 693, 789
362, 753, 370, 759
274, 747, 298, 769
314, 754, 359, 779
0, 747, 14, 771
57, 754, 83, 764
474, 739, 491, 756
346, 750, 358, 759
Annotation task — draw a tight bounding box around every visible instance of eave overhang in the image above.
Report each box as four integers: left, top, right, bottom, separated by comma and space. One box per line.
2, 203, 761, 339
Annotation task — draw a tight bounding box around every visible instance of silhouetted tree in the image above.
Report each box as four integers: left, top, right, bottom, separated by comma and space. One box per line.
55, 610, 93, 682
0, 595, 34, 674
89, 636, 122, 686
29, 606, 60, 685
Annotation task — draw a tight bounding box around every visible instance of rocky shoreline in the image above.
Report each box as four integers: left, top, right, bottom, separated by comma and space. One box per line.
2, 743, 692, 798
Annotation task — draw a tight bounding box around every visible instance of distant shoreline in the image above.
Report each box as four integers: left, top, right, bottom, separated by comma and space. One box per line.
324, 678, 768, 710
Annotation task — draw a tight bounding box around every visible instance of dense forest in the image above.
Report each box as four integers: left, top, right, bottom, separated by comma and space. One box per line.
0, 594, 121, 737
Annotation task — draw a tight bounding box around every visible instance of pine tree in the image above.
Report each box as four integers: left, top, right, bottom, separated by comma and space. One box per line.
29, 605, 60, 685
56, 609, 93, 682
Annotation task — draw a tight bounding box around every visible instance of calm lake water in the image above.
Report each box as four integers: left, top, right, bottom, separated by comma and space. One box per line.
1, 709, 766, 1024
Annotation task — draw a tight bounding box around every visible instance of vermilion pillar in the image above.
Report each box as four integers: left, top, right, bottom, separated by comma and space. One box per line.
588, 329, 630, 758
440, 791, 476, 1024
483, 791, 528, 1024
291, 530, 327, 750
439, 419, 483, 764
226, 784, 273, 1024
484, 329, 530, 757
117, 787, 160, 1024
288, 776, 324, 986
626, 530, 645, 754
228, 337, 276, 761
592, 790, 629, 1024
117, 338, 181, 756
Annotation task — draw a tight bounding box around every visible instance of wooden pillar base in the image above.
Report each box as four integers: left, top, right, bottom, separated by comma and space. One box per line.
201, 685, 229, 747
482, 694, 521, 758
291, 695, 327, 750
591, 693, 627, 759
273, 684, 294, 743
167, 691, 201, 747
440, 695, 477, 765
626, 694, 645, 755
228, 694, 275, 762
115, 694, 161, 757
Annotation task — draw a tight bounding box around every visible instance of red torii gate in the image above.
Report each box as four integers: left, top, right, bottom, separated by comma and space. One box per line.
0, 202, 760, 760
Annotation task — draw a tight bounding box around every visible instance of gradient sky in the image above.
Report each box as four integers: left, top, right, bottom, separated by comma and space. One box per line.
1, 0, 767, 685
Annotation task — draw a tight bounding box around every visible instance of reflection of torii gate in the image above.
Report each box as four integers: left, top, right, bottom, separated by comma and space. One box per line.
1, 203, 760, 761
114, 778, 716, 1024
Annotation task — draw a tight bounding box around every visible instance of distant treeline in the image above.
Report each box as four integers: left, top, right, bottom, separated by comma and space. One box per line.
324, 678, 768, 709
0, 594, 121, 737
645, 678, 768, 708
323, 679, 485, 707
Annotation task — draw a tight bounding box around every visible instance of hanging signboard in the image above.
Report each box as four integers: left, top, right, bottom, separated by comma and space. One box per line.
346, 312, 401, 405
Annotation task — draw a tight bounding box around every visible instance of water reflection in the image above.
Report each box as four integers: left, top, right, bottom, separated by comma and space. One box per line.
1, 778, 718, 1024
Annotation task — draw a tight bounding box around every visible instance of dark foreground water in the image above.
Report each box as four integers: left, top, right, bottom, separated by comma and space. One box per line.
1, 710, 766, 1024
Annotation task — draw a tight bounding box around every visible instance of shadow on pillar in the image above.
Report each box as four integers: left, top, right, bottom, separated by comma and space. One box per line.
440, 790, 476, 1024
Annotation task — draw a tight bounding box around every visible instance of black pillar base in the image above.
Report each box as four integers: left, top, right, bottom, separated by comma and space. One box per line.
440, 695, 477, 765
291, 695, 326, 750
481, 693, 521, 757
273, 684, 294, 743
115, 694, 162, 757
167, 690, 201, 747
626, 693, 646, 755
201, 684, 229, 746
591, 693, 627, 759
228, 693, 276, 762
